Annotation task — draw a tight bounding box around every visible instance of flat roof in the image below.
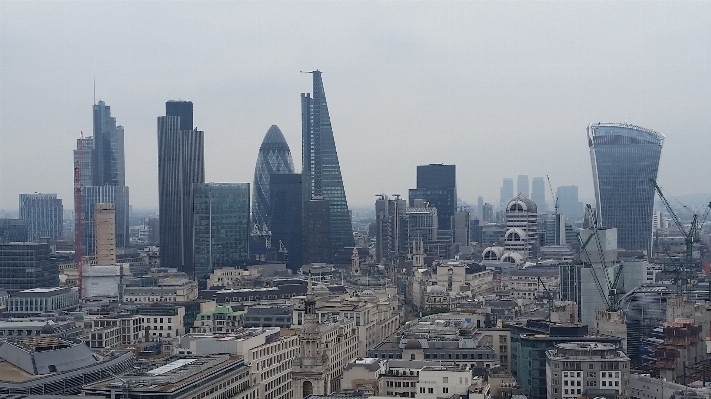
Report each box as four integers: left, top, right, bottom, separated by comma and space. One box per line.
147, 358, 197, 375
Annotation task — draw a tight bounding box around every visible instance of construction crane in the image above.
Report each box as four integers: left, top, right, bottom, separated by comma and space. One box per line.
546, 175, 559, 216
579, 204, 625, 311
651, 179, 711, 295
538, 276, 555, 320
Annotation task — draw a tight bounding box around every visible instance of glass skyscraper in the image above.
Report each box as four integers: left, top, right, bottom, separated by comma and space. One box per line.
193, 183, 250, 280
252, 125, 295, 232
158, 101, 205, 275
92, 101, 125, 187
270, 173, 303, 271
588, 123, 664, 253
408, 164, 456, 231
301, 71, 354, 258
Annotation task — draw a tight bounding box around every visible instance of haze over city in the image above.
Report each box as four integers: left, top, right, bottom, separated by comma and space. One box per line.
2, 1, 711, 211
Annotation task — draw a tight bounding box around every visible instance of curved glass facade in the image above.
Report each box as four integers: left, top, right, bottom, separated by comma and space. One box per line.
588, 123, 664, 253
252, 125, 295, 231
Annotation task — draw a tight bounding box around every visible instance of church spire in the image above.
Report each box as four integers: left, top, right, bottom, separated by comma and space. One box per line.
305, 266, 316, 316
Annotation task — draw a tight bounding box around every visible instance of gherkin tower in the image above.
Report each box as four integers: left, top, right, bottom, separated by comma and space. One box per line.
252, 125, 295, 231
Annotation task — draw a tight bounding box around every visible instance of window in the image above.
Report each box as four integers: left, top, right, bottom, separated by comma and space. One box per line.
442, 387, 449, 393
442, 377, 448, 383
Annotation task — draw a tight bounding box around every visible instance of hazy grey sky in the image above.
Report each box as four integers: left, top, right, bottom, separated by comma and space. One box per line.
2, 1, 710, 212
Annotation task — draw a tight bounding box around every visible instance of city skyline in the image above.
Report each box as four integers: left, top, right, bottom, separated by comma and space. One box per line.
2, 2, 711, 212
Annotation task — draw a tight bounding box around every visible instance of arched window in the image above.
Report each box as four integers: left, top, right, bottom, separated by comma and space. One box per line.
303, 381, 313, 397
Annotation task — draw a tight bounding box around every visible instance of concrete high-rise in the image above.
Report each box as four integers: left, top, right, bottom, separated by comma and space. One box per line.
588, 123, 664, 253
500, 178, 514, 208
517, 175, 529, 198
94, 203, 116, 266
79, 185, 129, 256
301, 71, 354, 258
252, 125, 295, 232
193, 183, 250, 279
270, 174, 303, 271
158, 100, 205, 275
530, 177, 547, 213
408, 164, 456, 231
375, 195, 406, 263
19, 193, 63, 241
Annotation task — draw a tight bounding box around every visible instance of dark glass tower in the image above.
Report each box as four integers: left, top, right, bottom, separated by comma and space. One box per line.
409, 164, 456, 230
588, 123, 664, 253
193, 183, 250, 279
166, 101, 194, 131
301, 71, 354, 258
92, 101, 125, 187
252, 125, 295, 231
303, 197, 331, 264
158, 101, 205, 275
270, 174, 303, 271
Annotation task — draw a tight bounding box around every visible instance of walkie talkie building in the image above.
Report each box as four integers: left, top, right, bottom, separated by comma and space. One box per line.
588, 123, 664, 254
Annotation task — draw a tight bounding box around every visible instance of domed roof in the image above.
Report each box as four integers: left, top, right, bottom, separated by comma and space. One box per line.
314, 283, 329, 292
429, 285, 445, 294
505, 228, 527, 242
501, 252, 524, 264
404, 339, 423, 350
482, 246, 504, 260
260, 125, 291, 150
506, 194, 538, 213
361, 289, 375, 296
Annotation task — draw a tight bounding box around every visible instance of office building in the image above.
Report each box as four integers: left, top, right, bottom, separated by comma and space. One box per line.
546, 342, 630, 399
501, 194, 538, 263
252, 125, 295, 232
79, 185, 129, 254
19, 193, 63, 241
477, 196, 484, 219
517, 175, 529, 198
531, 177, 547, 213
92, 100, 125, 187
158, 100, 205, 275
94, 203, 116, 265
500, 178, 514, 208
270, 173, 303, 271
0, 242, 58, 291
557, 185, 583, 221
303, 197, 331, 264
409, 164, 456, 231
588, 123, 664, 253
453, 210, 471, 246
511, 320, 623, 399
193, 183, 250, 279
0, 219, 27, 244
6, 287, 79, 315
301, 70, 354, 257
375, 195, 406, 263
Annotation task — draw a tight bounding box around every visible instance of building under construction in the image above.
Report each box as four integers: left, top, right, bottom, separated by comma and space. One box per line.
655, 318, 705, 383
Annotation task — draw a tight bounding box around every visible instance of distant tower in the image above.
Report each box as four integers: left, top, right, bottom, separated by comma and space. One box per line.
517, 175, 529, 198
252, 125, 295, 232
158, 101, 205, 275
302, 71, 354, 258
413, 236, 425, 268
292, 272, 329, 399
588, 123, 664, 253
500, 178, 514, 208
531, 177, 547, 213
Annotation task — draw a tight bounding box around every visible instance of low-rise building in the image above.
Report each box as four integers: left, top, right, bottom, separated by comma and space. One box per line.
416, 363, 473, 399
123, 277, 198, 302
6, 287, 79, 316
83, 354, 256, 399
192, 304, 245, 333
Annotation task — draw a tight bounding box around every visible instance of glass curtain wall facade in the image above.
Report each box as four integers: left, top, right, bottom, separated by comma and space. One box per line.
301, 71, 354, 258
92, 101, 125, 187
409, 164, 456, 231
270, 174, 303, 271
19, 194, 63, 241
588, 123, 664, 253
193, 183, 250, 280
0, 243, 58, 291
158, 101, 205, 275
252, 125, 295, 232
